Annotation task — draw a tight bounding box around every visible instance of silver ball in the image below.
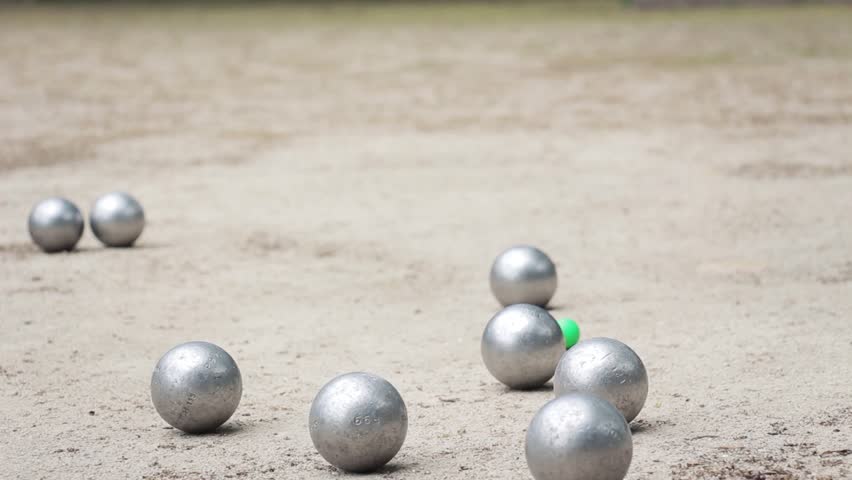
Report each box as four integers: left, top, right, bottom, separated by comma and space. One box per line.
554, 337, 648, 423
526, 392, 633, 480
490, 245, 557, 307
481, 304, 564, 389
28, 197, 84, 253
309, 372, 408, 472
150, 341, 242, 434
90, 192, 145, 247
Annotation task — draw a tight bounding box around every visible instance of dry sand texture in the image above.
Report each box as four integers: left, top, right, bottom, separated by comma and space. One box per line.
1, 4, 851, 479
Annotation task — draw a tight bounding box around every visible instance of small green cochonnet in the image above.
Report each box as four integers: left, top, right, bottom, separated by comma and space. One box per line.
557, 318, 581, 349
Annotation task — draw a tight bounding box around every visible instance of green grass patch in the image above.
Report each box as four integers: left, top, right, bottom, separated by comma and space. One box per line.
2, 1, 851, 30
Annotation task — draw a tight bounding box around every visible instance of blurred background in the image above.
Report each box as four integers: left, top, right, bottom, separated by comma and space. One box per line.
3, 1, 851, 479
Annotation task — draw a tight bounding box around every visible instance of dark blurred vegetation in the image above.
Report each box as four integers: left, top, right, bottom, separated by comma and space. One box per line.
634, 0, 849, 7
1, 0, 848, 5
0, 0, 848, 12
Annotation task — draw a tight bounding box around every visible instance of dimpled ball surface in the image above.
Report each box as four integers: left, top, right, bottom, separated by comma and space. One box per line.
27, 197, 84, 253
150, 341, 242, 434
481, 304, 565, 389
553, 337, 648, 423
309, 372, 408, 473
90, 191, 145, 247
489, 245, 557, 307
526, 392, 633, 480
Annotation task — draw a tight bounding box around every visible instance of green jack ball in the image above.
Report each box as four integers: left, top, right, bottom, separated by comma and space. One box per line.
557, 318, 580, 349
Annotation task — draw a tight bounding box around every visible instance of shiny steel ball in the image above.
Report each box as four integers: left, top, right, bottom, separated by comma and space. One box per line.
309, 372, 408, 472
554, 337, 648, 423
90, 192, 145, 247
150, 341, 242, 434
526, 392, 633, 480
27, 197, 84, 253
490, 245, 557, 307
481, 304, 565, 389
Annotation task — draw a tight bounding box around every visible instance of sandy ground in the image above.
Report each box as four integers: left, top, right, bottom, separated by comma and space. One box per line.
1, 4, 851, 479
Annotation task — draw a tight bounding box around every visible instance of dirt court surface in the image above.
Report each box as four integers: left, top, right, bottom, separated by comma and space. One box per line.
2, 3, 851, 479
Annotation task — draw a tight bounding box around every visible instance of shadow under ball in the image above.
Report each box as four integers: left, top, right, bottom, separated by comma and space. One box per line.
490, 245, 557, 307
28, 197, 84, 253
150, 341, 242, 434
526, 392, 633, 480
309, 372, 408, 473
90, 192, 145, 247
481, 304, 565, 389
553, 337, 648, 423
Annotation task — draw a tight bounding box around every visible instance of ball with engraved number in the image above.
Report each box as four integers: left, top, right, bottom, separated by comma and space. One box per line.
150, 341, 242, 434
90, 191, 145, 247
481, 303, 565, 389
490, 245, 557, 307
553, 337, 648, 423
309, 372, 408, 472
28, 197, 84, 253
526, 392, 633, 480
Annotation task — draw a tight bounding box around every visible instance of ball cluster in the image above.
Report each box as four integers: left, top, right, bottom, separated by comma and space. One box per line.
28, 192, 145, 252
26, 191, 651, 480
482, 245, 648, 480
